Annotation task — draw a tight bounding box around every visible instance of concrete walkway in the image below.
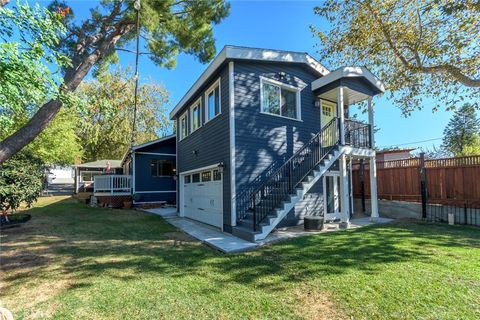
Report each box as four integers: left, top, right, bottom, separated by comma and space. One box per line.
142, 207, 393, 253
142, 207, 257, 253
261, 217, 394, 245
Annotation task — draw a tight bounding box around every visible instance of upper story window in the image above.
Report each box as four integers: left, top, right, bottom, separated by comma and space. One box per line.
151, 159, 176, 177
260, 77, 301, 120
190, 99, 201, 132
205, 79, 221, 122
179, 112, 188, 140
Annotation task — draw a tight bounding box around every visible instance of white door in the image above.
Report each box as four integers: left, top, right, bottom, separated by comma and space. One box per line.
182, 169, 223, 228
324, 172, 341, 221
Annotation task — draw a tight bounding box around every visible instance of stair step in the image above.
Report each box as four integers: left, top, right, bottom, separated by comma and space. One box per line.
232, 225, 261, 242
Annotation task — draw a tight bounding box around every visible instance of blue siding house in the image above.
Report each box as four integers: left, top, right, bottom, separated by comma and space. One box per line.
170, 46, 384, 242
122, 135, 177, 205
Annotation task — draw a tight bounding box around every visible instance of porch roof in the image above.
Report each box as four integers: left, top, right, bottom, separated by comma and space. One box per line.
75, 159, 122, 169
312, 66, 385, 105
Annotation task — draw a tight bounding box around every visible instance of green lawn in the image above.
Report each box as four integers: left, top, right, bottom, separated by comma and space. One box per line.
1, 196, 479, 320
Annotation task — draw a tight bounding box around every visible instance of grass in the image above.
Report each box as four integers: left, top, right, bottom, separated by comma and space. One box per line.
1, 196, 479, 320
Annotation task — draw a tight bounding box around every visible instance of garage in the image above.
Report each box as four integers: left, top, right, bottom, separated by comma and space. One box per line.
181, 168, 223, 228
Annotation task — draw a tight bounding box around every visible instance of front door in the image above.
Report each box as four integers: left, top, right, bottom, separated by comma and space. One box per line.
320, 100, 337, 147
324, 172, 341, 221
321, 100, 337, 128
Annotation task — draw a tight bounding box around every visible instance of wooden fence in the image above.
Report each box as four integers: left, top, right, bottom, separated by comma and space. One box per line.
352, 154, 480, 206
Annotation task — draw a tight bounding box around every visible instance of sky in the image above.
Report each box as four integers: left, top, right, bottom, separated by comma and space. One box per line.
60, 0, 453, 152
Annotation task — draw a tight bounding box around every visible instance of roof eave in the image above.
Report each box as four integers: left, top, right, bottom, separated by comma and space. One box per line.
169, 46, 329, 119
311, 66, 385, 94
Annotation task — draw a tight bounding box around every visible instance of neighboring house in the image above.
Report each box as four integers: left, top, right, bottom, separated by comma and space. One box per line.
74, 160, 123, 193
169, 45, 384, 242
48, 165, 75, 184
121, 135, 177, 205
376, 148, 415, 162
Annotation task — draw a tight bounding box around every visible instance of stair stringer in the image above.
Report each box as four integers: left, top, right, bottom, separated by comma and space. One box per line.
252, 147, 345, 241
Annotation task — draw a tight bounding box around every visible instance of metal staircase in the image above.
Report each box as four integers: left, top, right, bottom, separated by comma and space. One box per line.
232, 118, 344, 242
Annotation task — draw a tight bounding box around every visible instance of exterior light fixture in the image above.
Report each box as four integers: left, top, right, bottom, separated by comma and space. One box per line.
217, 162, 226, 173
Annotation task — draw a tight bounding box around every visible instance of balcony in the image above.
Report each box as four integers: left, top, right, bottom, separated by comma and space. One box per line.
345, 119, 372, 149
93, 175, 131, 196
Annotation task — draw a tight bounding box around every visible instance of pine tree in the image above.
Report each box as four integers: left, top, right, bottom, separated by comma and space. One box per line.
441, 103, 480, 156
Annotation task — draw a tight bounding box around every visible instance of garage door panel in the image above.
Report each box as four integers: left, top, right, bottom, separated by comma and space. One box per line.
182, 170, 223, 228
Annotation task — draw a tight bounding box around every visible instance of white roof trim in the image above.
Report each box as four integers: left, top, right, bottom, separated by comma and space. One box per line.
311, 66, 385, 94
121, 135, 176, 165
169, 46, 329, 119
132, 134, 176, 151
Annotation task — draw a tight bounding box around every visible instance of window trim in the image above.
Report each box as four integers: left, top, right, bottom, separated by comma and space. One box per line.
204, 78, 222, 124
189, 98, 202, 133
259, 76, 302, 121
179, 111, 188, 141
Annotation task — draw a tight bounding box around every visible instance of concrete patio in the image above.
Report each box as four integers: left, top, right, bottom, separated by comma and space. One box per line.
142, 207, 394, 253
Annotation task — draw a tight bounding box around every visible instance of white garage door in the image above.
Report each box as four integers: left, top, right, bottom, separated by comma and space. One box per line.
182, 168, 223, 228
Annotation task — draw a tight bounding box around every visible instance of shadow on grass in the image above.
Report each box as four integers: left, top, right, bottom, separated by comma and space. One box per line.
2, 196, 479, 295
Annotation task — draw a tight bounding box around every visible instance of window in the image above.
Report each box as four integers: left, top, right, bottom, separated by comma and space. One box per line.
151, 160, 176, 177
192, 173, 200, 183
213, 169, 221, 181
205, 79, 221, 121
190, 100, 201, 132
260, 77, 300, 120
322, 104, 332, 117
179, 112, 188, 140
201, 171, 211, 182
184, 175, 191, 184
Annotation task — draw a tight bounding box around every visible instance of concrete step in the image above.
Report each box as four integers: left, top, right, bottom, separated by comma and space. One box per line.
232, 225, 261, 242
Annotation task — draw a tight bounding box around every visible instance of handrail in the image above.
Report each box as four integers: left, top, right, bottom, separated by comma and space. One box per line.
249, 117, 340, 230
94, 175, 131, 194
345, 119, 371, 148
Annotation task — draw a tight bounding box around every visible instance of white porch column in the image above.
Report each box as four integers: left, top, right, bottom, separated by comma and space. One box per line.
337, 86, 345, 145
368, 97, 375, 147
368, 98, 379, 220
339, 153, 350, 228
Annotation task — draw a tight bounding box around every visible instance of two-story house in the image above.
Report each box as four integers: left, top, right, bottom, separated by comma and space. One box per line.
170, 46, 384, 242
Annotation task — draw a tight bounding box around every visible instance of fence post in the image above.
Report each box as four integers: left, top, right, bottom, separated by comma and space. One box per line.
360, 159, 366, 213
419, 153, 427, 219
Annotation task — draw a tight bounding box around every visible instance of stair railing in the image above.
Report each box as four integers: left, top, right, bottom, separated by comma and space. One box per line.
345, 119, 371, 148
250, 117, 340, 231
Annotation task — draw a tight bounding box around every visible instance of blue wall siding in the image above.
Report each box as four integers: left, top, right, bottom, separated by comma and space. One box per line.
233, 61, 322, 215
137, 137, 176, 154
175, 64, 232, 229
134, 137, 176, 203
278, 177, 325, 227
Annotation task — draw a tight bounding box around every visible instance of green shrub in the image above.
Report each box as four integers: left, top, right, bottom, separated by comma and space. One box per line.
0, 152, 45, 214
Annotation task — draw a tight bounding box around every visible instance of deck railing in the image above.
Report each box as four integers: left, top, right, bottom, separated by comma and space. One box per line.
345, 119, 371, 148
94, 175, 131, 194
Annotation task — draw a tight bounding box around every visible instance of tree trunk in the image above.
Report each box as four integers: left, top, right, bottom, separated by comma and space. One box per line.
0, 24, 133, 164
0, 0, 10, 8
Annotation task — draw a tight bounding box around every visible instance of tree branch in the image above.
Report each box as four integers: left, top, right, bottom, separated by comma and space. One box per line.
365, 2, 480, 87
115, 47, 153, 55
0, 20, 135, 164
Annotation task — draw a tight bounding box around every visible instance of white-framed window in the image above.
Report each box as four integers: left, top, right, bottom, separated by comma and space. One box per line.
179, 112, 188, 140
260, 77, 301, 120
205, 78, 221, 122
190, 99, 201, 132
